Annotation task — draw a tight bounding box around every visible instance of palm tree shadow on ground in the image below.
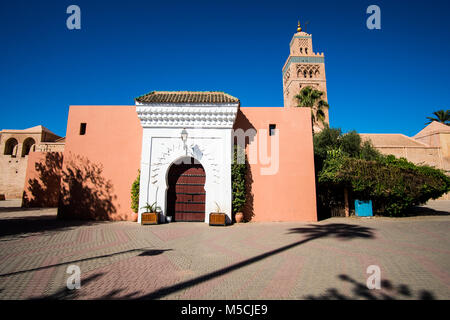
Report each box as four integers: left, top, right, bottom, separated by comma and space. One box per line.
30, 272, 105, 300
20, 249, 171, 299
138, 223, 375, 299
306, 274, 436, 300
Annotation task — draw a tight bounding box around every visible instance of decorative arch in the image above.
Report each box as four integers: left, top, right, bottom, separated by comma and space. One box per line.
164, 154, 211, 189
156, 141, 218, 192
22, 137, 36, 157
140, 137, 222, 223
136, 100, 238, 225
296, 64, 320, 79
4, 138, 18, 156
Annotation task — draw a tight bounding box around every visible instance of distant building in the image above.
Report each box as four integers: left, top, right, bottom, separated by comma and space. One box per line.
361, 121, 450, 199
282, 21, 329, 132
0, 125, 64, 199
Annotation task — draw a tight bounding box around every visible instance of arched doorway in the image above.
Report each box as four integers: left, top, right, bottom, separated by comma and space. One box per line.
167, 157, 206, 222
21, 137, 36, 157
4, 138, 18, 156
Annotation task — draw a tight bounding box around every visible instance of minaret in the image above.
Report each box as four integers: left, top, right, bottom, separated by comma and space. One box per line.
282, 21, 329, 129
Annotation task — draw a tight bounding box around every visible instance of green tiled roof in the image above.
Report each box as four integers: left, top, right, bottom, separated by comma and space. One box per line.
135, 91, 239, 104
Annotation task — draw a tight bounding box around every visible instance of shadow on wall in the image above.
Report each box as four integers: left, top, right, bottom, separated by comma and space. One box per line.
22, 152, 63, 208
57, 153, 118, 220
306, 274, 436, 300
233, 110, 256, 222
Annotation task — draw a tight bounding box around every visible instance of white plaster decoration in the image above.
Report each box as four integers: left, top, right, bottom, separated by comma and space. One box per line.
136, 103, 238, 128
136, 102, 238, 224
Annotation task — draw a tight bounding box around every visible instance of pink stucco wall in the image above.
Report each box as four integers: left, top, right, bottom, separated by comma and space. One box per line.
58, 106, 142, 220
22, 151, 63, 208
237, 107, 317, 222
59, 105, 317, 222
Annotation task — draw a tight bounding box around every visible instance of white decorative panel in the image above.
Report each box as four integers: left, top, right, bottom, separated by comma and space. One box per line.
136, 102, 238, 224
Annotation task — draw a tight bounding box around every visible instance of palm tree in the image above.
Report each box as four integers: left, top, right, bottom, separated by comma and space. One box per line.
426, 110, 449, 125
295, 86, 329, 132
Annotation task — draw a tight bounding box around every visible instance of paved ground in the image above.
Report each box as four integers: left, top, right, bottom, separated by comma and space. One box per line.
0, 200, 449, 300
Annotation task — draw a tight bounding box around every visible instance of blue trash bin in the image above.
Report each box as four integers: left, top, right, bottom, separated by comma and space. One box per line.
355, 200, 373, 217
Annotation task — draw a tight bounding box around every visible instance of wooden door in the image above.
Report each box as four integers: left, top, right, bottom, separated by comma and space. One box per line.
167, 160, 205, 222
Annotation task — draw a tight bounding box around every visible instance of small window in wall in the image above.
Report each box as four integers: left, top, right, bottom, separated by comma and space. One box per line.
79, 123, 87, 135
269, 124, 276, 136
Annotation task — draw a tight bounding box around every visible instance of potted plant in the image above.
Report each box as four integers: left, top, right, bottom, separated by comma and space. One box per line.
141, 202, 161, 225
209, 202, 226, 226
130, 170, 140, 222
235, 211, 244, 223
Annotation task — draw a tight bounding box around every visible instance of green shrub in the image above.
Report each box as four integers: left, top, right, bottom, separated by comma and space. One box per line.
131, 170, 140, 213
312, 127, 448, 217
360, 140, 382, 161
318, 155, 450, 216
313, 126, 382, 173
340, 130, 362, 157
232, 145, 247, 214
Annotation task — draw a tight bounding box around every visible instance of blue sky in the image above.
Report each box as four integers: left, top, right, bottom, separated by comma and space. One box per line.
1, 0, 449, 137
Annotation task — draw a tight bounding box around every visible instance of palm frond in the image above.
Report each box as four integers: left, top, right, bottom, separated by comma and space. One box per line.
426, 109, 450, 125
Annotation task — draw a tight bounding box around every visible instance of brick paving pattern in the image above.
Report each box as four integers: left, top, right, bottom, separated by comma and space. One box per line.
0, 200, 449, 300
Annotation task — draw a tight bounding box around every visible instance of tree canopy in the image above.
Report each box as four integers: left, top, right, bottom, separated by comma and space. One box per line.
426, 109, 449, 125
295, 86, 329, 129
314, 127, 450, 216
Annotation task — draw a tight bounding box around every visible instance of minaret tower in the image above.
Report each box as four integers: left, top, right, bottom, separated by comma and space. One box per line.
282, 21, 329, 129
